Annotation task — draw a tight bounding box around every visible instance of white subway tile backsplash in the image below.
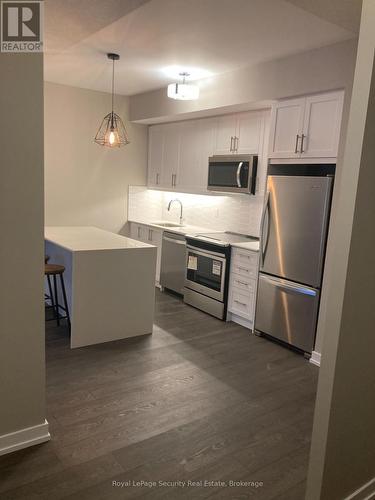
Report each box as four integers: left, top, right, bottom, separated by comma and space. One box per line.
128, 185, 264, 237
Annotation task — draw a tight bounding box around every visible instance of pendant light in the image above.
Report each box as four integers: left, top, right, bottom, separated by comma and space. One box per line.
94, 53, 130, 148
167, 72, 199, 100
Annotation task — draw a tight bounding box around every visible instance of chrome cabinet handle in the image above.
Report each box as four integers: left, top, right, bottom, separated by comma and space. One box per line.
235, 136, 239, 152
156, 173, 160, 185
171, 174, 174, 187
300, 134, 305, 153
236, 162, 243, 188
137, 226, 141, 238
148, 229, 152, 241
238, 266, 249, 272
174, 173, 177, 187
294, 134, 300, 153
230, 136, 234, 152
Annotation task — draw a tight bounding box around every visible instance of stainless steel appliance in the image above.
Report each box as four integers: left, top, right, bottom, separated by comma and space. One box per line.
184, 232, 257, 319
207, 155, 258, 194
255, 174, 333, 355
160, 232, 186, 295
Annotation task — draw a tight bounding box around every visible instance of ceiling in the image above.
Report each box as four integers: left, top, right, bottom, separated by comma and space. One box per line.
44, 0, 361, 96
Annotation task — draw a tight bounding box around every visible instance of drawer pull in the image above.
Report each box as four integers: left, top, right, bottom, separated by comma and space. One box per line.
236, 280, 249, 286
238, 266, 250, 272
234, 299, 247, 307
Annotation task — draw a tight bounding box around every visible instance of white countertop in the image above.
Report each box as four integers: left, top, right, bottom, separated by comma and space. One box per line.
129, 219, 259, 251
231, 241, 260, 252
45, 226, 154, 252
128, 219, 220, 237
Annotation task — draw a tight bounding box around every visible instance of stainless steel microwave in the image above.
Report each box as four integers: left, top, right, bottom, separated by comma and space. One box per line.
207, 155, 258, 194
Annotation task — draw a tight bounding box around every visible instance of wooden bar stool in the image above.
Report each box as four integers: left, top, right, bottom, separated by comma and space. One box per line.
44, 264, 71, 331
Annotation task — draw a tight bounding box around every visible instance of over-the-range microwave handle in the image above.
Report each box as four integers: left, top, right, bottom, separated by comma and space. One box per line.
259, 190, 270, 267
236, 162, 243, 188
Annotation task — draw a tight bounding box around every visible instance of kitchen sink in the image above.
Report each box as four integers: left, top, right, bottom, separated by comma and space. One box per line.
152, 221, 183, 228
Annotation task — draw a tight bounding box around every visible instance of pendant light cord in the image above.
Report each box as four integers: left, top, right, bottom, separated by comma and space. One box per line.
111, 58, 115, 115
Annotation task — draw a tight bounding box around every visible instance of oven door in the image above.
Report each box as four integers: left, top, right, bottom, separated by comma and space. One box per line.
185, 246, 226, 301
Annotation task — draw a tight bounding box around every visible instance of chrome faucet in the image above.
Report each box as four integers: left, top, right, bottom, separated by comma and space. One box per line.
167, 199, 184, 225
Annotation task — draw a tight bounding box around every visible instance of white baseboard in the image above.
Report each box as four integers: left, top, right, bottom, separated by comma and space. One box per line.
0, 419, 50, 456
310, 350, 321, 367
345, 477, 375, 500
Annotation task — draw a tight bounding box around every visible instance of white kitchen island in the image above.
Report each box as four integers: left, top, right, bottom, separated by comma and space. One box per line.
45, 226, 157, 348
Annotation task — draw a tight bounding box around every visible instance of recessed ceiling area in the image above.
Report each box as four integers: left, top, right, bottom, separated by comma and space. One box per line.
44, 0, 360, 96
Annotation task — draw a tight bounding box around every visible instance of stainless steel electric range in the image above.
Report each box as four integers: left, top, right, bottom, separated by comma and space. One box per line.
184, 232, 257, 320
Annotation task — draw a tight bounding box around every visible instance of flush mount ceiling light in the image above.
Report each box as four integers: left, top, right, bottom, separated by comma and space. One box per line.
94, 53, 130, 148
167, 72, 199, 101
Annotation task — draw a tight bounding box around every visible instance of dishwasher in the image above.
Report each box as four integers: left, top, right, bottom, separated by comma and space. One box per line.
160, 232, 186, 295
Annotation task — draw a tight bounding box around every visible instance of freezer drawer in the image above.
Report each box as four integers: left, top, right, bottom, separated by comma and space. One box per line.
255, 274, 320, 354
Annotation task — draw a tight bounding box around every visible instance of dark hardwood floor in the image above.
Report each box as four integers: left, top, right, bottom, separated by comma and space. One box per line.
0, 290, 318, 499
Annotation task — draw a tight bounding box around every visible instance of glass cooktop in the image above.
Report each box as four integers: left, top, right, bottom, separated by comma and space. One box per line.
187, 232, 258, 246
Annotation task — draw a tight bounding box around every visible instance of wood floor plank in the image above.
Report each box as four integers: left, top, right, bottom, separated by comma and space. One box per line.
0, 289, 318, 499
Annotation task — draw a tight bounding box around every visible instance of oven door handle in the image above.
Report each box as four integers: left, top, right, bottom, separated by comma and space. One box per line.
236, 162, 243, 188
186, 245, 226, 260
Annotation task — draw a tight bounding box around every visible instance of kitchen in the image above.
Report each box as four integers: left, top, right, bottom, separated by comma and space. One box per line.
2, 1, 374, 499
127, 90, 342, 360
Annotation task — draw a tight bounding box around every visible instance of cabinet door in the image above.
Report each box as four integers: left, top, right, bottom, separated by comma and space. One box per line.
213, 114, 237, 155
161, 124, 180, 189
301, 91, 344, 158
269, 98, 305, 158
235, 111, 264, 154
177, 119, 214, 192
146, 228, 163, 284
148, 126, 164, 188
130, 222, 138, 240
130, 223, 146, 242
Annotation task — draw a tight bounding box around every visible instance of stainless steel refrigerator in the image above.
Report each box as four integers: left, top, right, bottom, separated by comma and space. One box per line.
255, 175, 333, 355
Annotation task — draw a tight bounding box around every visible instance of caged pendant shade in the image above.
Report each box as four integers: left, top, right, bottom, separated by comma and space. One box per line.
94, 53, 130, 148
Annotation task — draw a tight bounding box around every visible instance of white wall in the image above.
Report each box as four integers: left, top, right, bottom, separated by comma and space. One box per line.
44, 82, 148, 234
306, 1, 375, 498
0, 53, 46, 441
130, 39, 357, 123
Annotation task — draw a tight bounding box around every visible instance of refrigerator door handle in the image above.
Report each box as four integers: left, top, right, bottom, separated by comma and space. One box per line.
261, 275, 317, 296
259, 191, 270, 267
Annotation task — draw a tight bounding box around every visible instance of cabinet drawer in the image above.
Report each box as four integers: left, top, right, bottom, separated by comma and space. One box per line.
230, 274, 256, 293
231, 261, 257, 279
228, 289, 254, 320
232, 248, 258, 267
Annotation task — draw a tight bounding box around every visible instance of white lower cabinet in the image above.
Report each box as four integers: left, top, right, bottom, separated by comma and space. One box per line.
129, 222, 163, 285
227, 248, 259, 330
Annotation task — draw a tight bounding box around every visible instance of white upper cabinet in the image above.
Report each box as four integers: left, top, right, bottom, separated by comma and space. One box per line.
269, 90, 344, 160
177, 118, 215, 192
236, 111, 264, 154
148, 126, 164, 188
301, 91, 344, 158
213, 114, 237, 154
161, 124, 180, 189
147, 110, 267, 193
269, 98, 305, 158
213, 111, 264, 155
